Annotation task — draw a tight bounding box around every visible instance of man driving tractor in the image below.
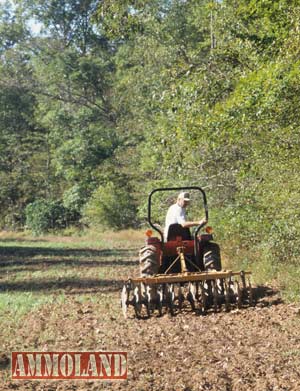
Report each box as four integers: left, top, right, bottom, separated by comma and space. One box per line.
164, 191, 207, 240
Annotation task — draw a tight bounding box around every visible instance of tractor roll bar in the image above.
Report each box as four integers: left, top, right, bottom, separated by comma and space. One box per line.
147, 186, 209, 246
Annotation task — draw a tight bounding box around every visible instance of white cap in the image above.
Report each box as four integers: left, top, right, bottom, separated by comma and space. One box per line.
178, 192, 190, 201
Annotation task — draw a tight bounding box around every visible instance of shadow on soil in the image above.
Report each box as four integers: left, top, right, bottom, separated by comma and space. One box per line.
0, 246, 134, 258
253, 285, 284, 306
0, 258, 138, 269
0, 278, 123, 293
0, 245, 137, 295
0, 246, 138, 269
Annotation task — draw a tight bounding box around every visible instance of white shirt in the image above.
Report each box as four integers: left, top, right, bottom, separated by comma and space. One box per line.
164, 203, 187, 239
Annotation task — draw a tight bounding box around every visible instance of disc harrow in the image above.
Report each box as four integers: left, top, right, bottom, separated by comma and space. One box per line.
121, 270, 253, 318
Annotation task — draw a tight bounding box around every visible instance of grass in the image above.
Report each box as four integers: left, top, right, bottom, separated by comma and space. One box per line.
0, 291, 59, 318
276, 264, 300, 302
221, 238, 300, 302
0, 229, 144, 348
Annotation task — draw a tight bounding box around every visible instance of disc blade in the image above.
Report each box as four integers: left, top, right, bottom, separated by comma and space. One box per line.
121, 284, 129, 319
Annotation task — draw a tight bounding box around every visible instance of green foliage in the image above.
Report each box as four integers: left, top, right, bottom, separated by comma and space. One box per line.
25, 199, 77, 235
82, 182, 137, 230
0, 3, 47, 228
2, 0, 300, 298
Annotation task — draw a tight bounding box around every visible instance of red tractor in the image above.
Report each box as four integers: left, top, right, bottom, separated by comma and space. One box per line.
121, 186, 252, 318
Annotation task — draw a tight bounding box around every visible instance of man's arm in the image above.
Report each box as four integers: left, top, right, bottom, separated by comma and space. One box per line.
181, 218, 207, 228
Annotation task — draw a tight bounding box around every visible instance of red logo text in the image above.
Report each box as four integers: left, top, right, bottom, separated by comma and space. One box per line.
11, 352, 127, 380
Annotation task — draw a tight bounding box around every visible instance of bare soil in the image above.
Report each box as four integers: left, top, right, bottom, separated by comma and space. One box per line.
1, 234, 300, 390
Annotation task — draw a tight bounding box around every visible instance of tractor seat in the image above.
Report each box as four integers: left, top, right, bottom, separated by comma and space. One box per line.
167, 223, 192, 241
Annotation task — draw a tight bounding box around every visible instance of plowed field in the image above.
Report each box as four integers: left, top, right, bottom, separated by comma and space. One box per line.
0, 232, 299, 391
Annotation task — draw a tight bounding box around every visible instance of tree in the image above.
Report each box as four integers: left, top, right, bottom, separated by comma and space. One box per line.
0, 2, 48, 227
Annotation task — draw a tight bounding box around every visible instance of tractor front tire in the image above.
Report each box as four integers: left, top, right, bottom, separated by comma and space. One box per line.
203, 242, 222, 271
139, 245, 159, 277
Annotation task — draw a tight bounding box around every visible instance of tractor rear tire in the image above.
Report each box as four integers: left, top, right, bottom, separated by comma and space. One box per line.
203, 242, 222, 271
139, 245, 159, 277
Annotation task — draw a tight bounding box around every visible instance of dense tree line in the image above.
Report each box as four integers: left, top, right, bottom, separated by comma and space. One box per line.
1, 0, 300, 284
